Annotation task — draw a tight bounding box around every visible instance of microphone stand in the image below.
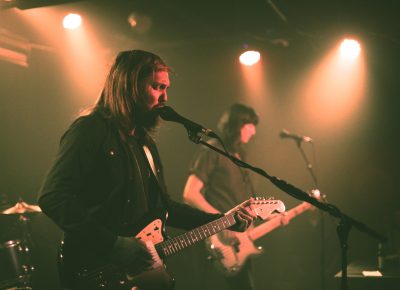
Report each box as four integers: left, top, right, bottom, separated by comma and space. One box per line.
294, 140, 319, 187
292, 139, 327, 290
185, 130, 387, 290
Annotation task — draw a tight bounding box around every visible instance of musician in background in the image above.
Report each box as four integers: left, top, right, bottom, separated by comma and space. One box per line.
183, 103, 259, 290
38, 50, 255, 290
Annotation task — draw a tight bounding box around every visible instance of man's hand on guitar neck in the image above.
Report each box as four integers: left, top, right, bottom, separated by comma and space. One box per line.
225, 198, 257, 232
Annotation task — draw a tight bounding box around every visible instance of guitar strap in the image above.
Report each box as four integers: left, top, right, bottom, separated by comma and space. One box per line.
139, 139, 170, 210
143, 145, 158, 181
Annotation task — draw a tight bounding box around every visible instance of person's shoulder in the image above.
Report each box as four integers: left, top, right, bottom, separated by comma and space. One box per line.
63, 111, 111, 144
194, 138, 221, 159
71, 111, 109, 132
203, 138, 224, 151
207, 138, 219, 147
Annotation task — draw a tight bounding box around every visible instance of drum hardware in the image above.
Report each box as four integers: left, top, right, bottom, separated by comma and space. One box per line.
0, 240, 34, 289
0, 200, 41, 289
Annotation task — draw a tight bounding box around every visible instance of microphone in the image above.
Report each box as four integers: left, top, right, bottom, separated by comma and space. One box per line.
156, 106, 217, 137
280, 129, 313, 143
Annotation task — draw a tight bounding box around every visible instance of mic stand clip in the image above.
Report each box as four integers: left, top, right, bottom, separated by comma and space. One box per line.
186, 128, 203, 144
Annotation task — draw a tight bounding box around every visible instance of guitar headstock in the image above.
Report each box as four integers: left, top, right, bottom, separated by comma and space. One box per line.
250, 197, 285, 220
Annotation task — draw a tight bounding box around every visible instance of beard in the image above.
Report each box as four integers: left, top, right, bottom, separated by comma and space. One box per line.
135, 102, 161, 130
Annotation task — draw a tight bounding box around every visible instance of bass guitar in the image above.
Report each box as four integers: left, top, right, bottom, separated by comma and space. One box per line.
60, 197, 285, 290
206, 200, 314, 276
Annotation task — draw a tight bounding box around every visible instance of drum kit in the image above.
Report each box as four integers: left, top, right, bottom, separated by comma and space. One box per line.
0, 200, 41, 290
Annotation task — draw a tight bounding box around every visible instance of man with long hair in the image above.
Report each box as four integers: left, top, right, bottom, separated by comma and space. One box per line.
38, 50, 254, 290
183, 103, 259, 290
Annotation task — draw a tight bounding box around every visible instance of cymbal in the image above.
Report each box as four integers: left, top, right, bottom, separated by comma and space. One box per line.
1, 201, 41, 214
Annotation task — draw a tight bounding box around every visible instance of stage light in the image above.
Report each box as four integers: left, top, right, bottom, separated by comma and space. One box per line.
340, 38, 361, 60
63, 13, 82, 30
127, 12, 152, 33
297, 37, 366, 131
239, 50, 261, 66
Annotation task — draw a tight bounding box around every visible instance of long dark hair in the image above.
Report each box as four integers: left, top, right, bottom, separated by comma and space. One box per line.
217, 103, 258, 152
93, 50, 169, 132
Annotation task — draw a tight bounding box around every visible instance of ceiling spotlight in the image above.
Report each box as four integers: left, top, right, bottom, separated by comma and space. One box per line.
63, 13, 82, 30
340, 38, 361, 60
239, 50, 261, 66
127, 13, 152, 33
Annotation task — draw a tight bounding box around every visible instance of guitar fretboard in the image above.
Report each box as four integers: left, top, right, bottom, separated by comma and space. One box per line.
156, 213, 236, 258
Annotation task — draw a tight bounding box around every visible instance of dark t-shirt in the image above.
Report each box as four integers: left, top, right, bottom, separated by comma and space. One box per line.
189, 140, 254, 212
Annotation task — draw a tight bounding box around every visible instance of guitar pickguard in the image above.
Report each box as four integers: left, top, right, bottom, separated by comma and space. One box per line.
135, 218, 164, 244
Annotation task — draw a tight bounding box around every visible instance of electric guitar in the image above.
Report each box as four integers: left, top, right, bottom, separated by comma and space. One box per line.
60, 197, 285, 290
206, 200, 314, 276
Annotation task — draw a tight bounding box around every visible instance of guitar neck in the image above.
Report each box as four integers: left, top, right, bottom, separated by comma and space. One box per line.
248, 202, 311, 241
155, 213, 236, 258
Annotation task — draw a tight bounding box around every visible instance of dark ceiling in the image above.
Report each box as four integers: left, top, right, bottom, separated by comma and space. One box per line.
71, 0, 400, 74
5, 0, 399, 50
86, 0, 400, 50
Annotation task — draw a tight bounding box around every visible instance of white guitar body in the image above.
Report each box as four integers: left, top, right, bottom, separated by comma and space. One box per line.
206, 198, 316, 276
206, 231, 263, 276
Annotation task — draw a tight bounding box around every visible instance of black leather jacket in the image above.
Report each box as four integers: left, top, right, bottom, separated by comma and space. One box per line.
38, 111, 220, 258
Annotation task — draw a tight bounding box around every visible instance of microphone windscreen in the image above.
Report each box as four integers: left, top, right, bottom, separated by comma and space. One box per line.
156, 106, 186, 124
156, 106, 174, 120
280, 129, 289, 138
